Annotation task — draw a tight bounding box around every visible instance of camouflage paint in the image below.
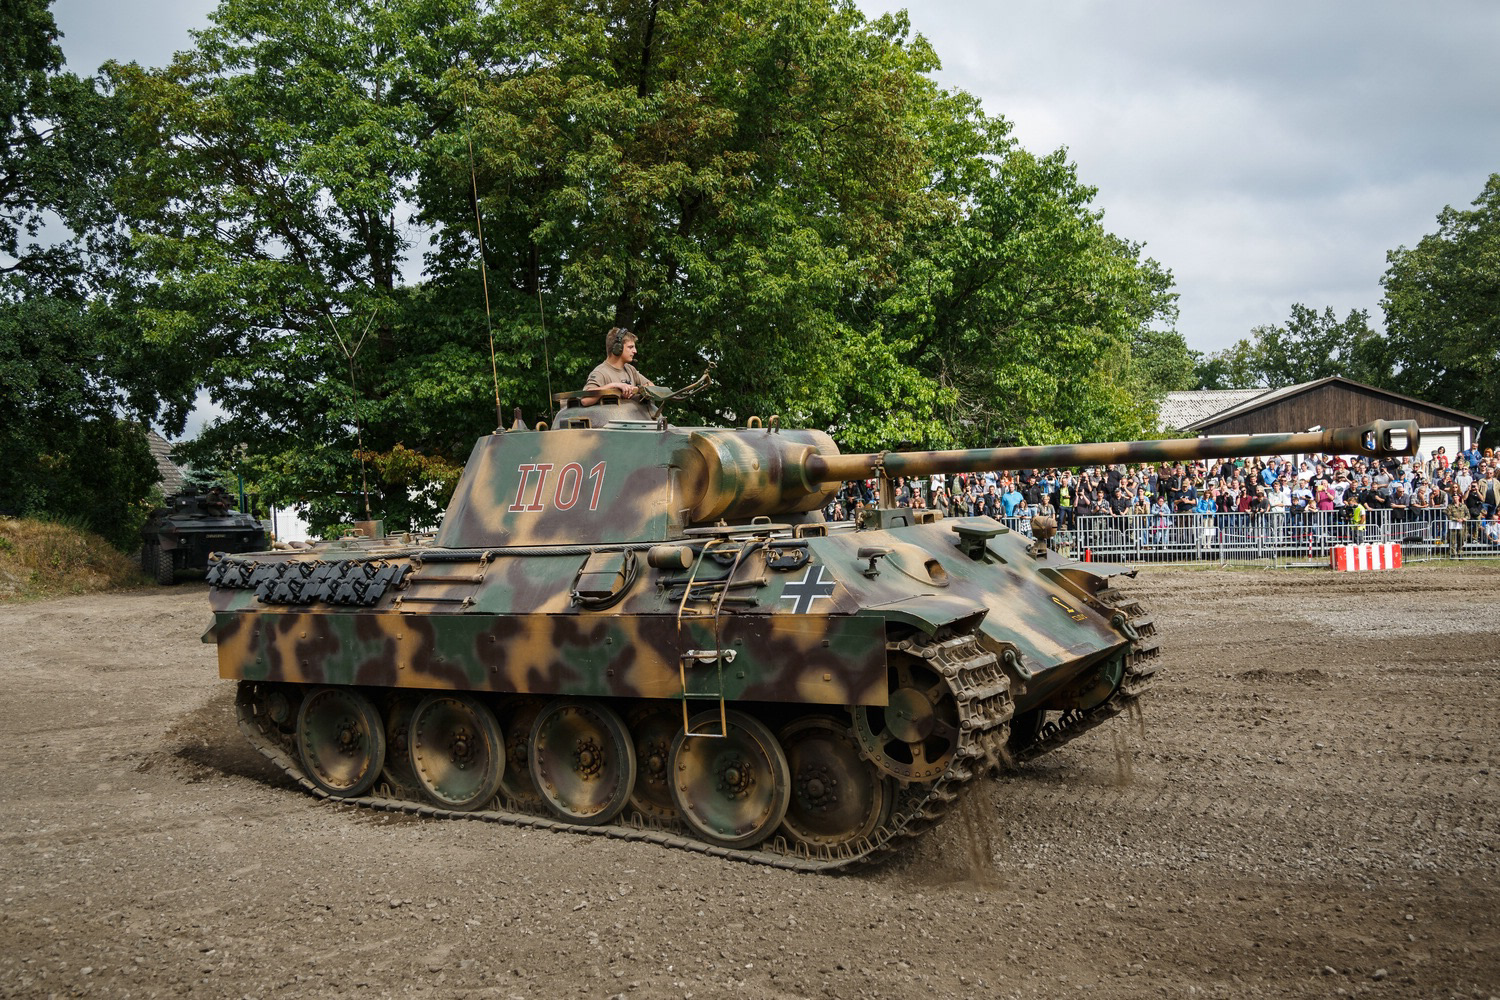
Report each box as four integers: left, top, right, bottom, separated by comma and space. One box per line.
810, 419, 1419, 482
213, 604, 889, 706
435, 425, 844, 549
211, 417, 1418, 721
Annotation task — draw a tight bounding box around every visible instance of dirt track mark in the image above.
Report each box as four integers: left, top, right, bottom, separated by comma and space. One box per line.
2, 566, 1498, 999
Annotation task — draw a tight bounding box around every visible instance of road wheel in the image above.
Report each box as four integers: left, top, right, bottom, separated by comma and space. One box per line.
627, 702, 681, 821
779, 714, 891, 849
530, 700, 635, 825
378, 695, 419, 792
296, 686, 386, 798
670, 710, 790, 849
496, 697, 546, 810
409, 693, 505, 811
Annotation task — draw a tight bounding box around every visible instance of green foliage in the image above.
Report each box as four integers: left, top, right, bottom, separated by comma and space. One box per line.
1129, 329, 1197, 397
109, 0, 510, 532
1, 0, 130, 293
874, 133, 1179, 446
0, 290, 180, 549
0, 410, 161, 551
432, 3, 960, 425
0, 3, 197, 548
1381, 173, 1500, 444
1190, 346, 1250, 391
1193, 304, 1380, 390
98, 0, 1182, 529
1, 0, 68, 278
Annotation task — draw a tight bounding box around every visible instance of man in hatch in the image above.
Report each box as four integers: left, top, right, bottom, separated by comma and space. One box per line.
583, 326, 655, 403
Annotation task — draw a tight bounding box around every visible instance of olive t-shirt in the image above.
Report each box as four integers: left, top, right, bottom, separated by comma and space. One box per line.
584, 360, 653, 390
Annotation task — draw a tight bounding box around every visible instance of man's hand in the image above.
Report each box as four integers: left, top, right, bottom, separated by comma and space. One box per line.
589, 380, 636, 398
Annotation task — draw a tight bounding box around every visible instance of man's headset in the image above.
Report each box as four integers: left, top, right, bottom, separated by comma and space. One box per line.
608, 326, 632, 357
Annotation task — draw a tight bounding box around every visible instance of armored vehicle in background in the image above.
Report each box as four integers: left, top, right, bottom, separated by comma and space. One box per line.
142, 490, 268, 585
204, 394, 1415, 871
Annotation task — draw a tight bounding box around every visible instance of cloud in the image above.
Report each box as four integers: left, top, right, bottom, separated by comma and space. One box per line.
861, 0, 1500, 350
50, 0, 1500, 357
52, 0, 217, 75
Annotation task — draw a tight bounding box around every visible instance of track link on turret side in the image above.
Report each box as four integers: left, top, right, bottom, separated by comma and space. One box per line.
1010, 584, 1159, 765
233, 632, 1012, 873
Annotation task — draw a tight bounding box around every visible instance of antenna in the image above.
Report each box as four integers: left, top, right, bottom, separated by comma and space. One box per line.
464, 98, 504, 430
536, 285, 553, 411
326, 312, 376, 519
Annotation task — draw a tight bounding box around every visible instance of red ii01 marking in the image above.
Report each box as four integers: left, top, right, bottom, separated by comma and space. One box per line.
507, 462, 607, 513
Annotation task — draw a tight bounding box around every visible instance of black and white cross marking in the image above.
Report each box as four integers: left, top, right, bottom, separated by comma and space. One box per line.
779, 564, 837, 614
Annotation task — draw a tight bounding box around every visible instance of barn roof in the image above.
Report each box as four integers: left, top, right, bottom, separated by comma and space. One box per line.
146, 430, 187, 495
1156, 388, 1270, 431
1178, 376, 1484, 433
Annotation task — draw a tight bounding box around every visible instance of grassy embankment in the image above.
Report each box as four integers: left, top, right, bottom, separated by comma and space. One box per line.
0, 517, 146, 602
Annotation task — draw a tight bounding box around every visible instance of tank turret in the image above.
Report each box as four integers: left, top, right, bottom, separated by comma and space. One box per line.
205, 399, 1417, 871
436, 406, 1415, 546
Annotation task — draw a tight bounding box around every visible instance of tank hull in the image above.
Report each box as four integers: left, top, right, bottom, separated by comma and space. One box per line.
207, 512, 1144, 869
209, 517, 1130, 714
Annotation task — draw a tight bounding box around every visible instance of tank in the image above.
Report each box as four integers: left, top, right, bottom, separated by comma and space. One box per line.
142, 489, 269, 585
203, 397, 1417, 871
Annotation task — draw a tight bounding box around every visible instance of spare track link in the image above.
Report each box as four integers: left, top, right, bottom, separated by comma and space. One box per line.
1012, 584, 1159, 765
233, 632, 1011, 874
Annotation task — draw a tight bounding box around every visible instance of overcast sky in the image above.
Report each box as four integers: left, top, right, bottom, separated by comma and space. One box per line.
52, 0, 1500, 359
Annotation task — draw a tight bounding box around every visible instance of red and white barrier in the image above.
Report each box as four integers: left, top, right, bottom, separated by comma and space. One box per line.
1330, 543, 1402, 571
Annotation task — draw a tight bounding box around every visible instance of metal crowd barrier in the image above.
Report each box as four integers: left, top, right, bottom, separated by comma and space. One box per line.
986, 507, 1499, 565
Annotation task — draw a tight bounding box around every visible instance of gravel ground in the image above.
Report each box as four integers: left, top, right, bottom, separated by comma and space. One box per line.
1, 564, 1497, 999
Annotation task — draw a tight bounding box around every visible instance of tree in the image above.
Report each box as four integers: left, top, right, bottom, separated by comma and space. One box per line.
448, 3, 1180, 449
438, 2, 966, 436
109, 0, 515, 531
1381, 173, 1500, 444
110, 0, 1183, 531
1193, 304, 1381, 390
1129, 328, 1196, 397
0, 1, 197, 545
0, 293, 163, 548
1, 0, 70, 282
873, 133, 1181, 446
1190, 344, 1255, 391
1, 0, 131, 292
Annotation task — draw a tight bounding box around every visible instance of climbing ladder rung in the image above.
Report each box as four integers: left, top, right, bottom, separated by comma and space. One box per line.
674, 539, 761, 737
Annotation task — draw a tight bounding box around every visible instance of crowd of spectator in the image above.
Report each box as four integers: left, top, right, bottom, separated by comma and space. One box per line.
826, 443, 1500, 555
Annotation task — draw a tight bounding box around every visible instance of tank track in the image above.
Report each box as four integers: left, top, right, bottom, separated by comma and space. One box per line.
232, 632, 1012, 873
1010, 583, 1159, 764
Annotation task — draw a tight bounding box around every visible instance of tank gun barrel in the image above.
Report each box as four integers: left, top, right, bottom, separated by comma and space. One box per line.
806, 419, 1418, 484
437, 416, 1419, 541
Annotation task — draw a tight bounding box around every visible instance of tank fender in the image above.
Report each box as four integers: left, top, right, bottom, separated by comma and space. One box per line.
1040, 565, 1141, 641
1041, 564, 1134, 599
855, 595, 988, 637
201, 617, 218, 644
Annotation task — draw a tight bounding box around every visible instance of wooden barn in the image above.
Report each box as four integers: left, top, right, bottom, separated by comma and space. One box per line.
1158, 377, 1487, 461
